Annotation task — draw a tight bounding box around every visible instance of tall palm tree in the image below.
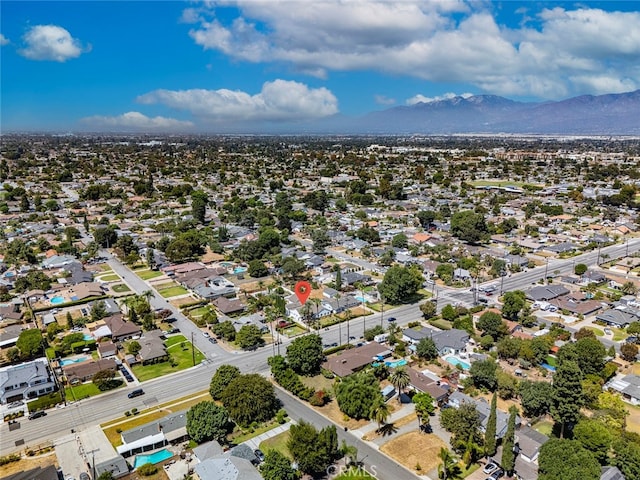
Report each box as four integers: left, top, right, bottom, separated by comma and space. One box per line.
369, 400, 390, 431
389, 366, 410, 403
437, 448, 463, 480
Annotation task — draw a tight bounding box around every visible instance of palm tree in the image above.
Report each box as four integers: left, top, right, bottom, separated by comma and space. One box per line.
389, 366, 410, 403
370, 400, 390, 431
437, 448, 463, 480
621, 281, 638, 295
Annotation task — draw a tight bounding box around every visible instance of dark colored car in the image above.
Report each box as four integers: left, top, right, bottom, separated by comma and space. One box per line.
387, 317, 397, 322
28, 410, 47, 420
128, 388, 144, 399
254, 449, 265, 462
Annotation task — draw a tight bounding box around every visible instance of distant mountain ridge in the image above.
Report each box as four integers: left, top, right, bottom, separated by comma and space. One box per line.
347, 89, 640, 135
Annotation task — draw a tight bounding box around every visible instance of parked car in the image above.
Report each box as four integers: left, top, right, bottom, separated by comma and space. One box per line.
485, 469, 504, 480
387, 317, 397, 322
209, 337, 217, 344
483, 461, 499, 474
202, 331, 210, 338
28, 410, 47, 420
254, 449, 265, 463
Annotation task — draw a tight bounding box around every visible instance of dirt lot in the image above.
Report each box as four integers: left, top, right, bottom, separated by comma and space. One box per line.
380, 431, 446, 473
1, 452, 58, 476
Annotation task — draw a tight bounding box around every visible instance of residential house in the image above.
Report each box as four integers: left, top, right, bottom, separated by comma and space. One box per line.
116, 410, 188, 457
193, 441, 263, 480
516, 426, 549, 463
402, 327, 469, 356
100, 314, 142, 341
0, 358, 56, 404
600, 467, 626, 480
448, 392, 521, 439
582, 270, 607, 284
97, 341, 117, 359
94, 456, 129, 480
526, 285, 570, 302
596, 309, 637, 329
406, 367, 449, 404
232, 313, 268, 333
605, 374, 640, 406
63, 358, 117, 385
137, 331, 169, 365
68, 282, 105, 300
322, 342, 390, 377
1, 465, 60, 480
213, 297, 246, 315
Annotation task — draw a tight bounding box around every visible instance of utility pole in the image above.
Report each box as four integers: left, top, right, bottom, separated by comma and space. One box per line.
544, 258, 549, 283
379, 294, 384, 328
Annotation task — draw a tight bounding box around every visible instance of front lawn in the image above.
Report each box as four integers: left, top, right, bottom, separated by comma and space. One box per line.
586, 326, 604, 337
612, 328, 629, 342
98, 274, 120, 282
137, 269, 164, 280
112, 283, 131, 293
379, 431, 446, 474
158, 285, 189, 298
131, 336, 205, 381
259, 430, 292, 459
65, 382, 108, 401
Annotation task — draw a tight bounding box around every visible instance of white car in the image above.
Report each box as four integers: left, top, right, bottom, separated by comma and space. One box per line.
202, 331, 210, 338
483, 462, 499, 474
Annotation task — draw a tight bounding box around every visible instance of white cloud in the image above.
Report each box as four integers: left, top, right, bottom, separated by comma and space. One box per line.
0, 34, 9, 46
80, 112, 193, 130
374, 95, 396, 106
406, 92, 474, 105
18, 25, 88, 62
137, 79, 338, 121
186, 2, 640, 99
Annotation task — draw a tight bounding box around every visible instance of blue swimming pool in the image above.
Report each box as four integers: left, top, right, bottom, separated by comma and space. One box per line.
372, 359, 408, 368
233, 266, 248, 274
60, 356, 88, 366
444, 356, 471, 370
50, 296, 65, 305
83, 334, 94, 341
134, 449, 173, 468
354, 296, 368, 303
541, 363, 557, 372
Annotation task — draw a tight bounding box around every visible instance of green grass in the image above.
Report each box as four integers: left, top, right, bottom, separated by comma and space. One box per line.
533, 420, 554, 436
259, 430, 292, 459
612, 328, 629, 342
137, 269, 164, 280
112, 284, 131, 293
281, 325, 306, 337
98, 274, 120, 282
158, 285, 189, 298
231, 420, 286, 445
586, 326, 604, 337
189, 306, 213, 317
545, 355, 557, 367
131, 337, 205, 381
99, 265, 113, 272
65, 382, 106, 401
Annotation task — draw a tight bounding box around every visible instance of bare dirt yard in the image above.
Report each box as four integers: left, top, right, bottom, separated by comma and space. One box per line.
1, 451, 58, 476
380, 431, 447, 474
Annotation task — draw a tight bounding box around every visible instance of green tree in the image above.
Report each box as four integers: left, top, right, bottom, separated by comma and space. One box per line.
574, 263, 588, 275
220, 374, 278, 427
484, 393, 497, 457
437, 447, 463, 480
413, 392, 435, 419
496, 371, 518, 400
287, 421, 339, 476
477, 311, 507, 340
191, 190, 208, 224
611, 432, 640, 480
416, 337, 438, 360
260, 450, 297, 480
551, 360, 584, 437
440, 402, 483, 453
127, 341, 141, 355
573, 336, 606, 376
248, 259, 268, 278
377, 265, 423, 304
310, 228, 331, 254
501, 291, 526, 321
441, 304, 456, 322
469, 358, 498, 390
627, 321, 640, 334
97, 472, 114, 480
286, 334, 324, 376
573, 418, 613, 465
621, 342, 638, 362
417, 210, 437, 229
391, 233, 408, 248
389, 366, 410, 402
501, 407, 517, 476
451, 210, 489, 244
209, 365, 241, 400
419, 301, 437, 319
538, 439, 600, 480
594, 391, 628, 430
370, 398, 390, 429
16, 329, 43, 358
90, 301, 107, 322
236, 324, 265, 350
335, 371, 383, 420
92, 369, 118, 391
186, 401, 232, 444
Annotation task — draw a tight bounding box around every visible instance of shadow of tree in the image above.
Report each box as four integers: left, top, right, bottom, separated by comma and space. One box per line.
377, 422, 399, 437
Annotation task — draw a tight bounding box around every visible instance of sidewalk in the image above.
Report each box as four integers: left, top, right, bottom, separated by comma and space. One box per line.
242, 420, 294, 451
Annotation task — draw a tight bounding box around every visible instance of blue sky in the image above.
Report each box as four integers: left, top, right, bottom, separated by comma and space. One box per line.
1, 1, 639, 132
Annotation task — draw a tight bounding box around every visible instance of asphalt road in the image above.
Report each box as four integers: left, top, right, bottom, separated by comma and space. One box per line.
3, 239, 639, 463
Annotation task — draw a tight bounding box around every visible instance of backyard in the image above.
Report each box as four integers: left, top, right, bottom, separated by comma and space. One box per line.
130, 335, 205, 381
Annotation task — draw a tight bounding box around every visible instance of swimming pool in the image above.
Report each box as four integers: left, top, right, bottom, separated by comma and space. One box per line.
372, 359, 408, 368
233, 266, 248, 274
50, 296, 65, 305
219, 261, 233, 267
354, 296, 368, 303
444, 356, 471, 370
83, 334, 94, 341
59, 356, 88, 366
133, 449, 173, 468
541, 363, 557, 372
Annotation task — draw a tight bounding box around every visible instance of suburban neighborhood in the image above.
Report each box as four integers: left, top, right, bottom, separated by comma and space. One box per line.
0, 135, 639, 480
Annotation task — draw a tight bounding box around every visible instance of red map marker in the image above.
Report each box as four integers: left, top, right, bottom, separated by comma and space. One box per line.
294, 280, 311, 305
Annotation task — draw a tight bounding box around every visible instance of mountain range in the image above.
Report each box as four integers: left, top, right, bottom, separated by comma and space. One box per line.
297, 89, 640, 136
